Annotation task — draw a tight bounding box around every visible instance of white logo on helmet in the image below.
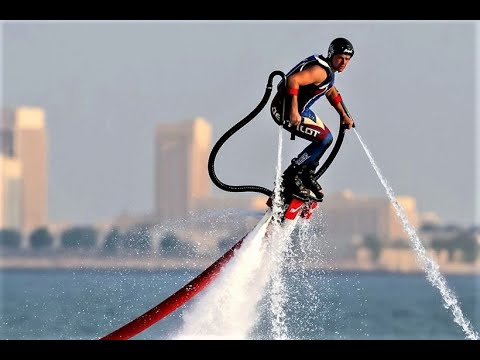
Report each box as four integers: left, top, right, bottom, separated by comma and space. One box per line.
328, 44, 353, 57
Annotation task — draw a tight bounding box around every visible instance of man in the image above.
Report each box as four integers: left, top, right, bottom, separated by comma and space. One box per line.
270, 37, 355, 201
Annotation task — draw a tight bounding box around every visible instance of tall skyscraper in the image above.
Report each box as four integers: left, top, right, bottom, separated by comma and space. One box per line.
0, 155, 22, 229
13, 107, 47, 233
154, 117, 212, 220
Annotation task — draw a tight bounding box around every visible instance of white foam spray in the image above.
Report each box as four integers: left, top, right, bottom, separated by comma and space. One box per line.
264, 125, 293, 339
173, 125, 296, 339
172, 210, 273, 339
354, 128, 479, 340
289, 218, 330, 337
261, 216, 300, 339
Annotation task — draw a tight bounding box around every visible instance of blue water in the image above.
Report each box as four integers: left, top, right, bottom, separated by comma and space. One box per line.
0, 269, 478, 340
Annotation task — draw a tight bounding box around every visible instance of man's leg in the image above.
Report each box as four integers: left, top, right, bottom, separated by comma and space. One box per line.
283, 112, 333, 200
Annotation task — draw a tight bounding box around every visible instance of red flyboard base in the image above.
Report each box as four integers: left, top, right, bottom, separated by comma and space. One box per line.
266, 195, 318, 221
284, 197, 305, 220
301, 200, 318, 219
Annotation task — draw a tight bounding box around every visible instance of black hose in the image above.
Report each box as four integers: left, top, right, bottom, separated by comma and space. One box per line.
207, 70, 287, 198
314, 123, 346, 180
314, 100, 353, 180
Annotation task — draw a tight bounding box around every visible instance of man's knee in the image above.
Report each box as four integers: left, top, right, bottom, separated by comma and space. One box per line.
310, 130, 333, 147
324, 132, 334, 147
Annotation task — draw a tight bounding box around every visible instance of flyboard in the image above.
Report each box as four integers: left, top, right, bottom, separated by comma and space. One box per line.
100, 70, 348, 340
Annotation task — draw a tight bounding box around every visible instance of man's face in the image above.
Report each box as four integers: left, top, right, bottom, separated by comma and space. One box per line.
331, 54, 352, 72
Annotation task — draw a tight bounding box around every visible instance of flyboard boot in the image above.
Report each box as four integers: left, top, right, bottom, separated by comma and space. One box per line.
299, 164, 324, 202
280, 159, 310, 202
266, 158, 311, 219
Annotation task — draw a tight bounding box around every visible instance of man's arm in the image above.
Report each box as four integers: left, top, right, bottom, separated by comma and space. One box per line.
326, 86, 354, 129
286, 66, 327, 126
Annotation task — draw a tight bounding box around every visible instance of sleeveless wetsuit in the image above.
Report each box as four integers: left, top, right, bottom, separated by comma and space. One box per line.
270, 54, 335, 168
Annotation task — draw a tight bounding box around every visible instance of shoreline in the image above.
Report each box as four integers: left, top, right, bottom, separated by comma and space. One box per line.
1, 255, 478, 275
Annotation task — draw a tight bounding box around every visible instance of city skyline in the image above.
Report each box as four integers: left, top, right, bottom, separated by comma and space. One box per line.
1, 21, 478, 226
0, 109, 450, 233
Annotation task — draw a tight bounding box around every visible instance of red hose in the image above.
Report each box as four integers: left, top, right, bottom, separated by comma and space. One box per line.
100, 236, 246, 340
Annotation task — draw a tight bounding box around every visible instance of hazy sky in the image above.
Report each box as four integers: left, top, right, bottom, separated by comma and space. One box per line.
1, 20, 478, 226
477, 24, 480, 227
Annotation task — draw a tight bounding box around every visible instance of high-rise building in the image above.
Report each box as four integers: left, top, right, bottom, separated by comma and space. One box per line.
154, 117, 212, 219
0, 128, 14, 156
0, 109, 15, 156
13, 107, 47, 233
0, 155, 22, 229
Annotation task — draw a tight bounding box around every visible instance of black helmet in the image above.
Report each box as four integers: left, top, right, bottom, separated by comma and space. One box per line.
327, 37, 354, 59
